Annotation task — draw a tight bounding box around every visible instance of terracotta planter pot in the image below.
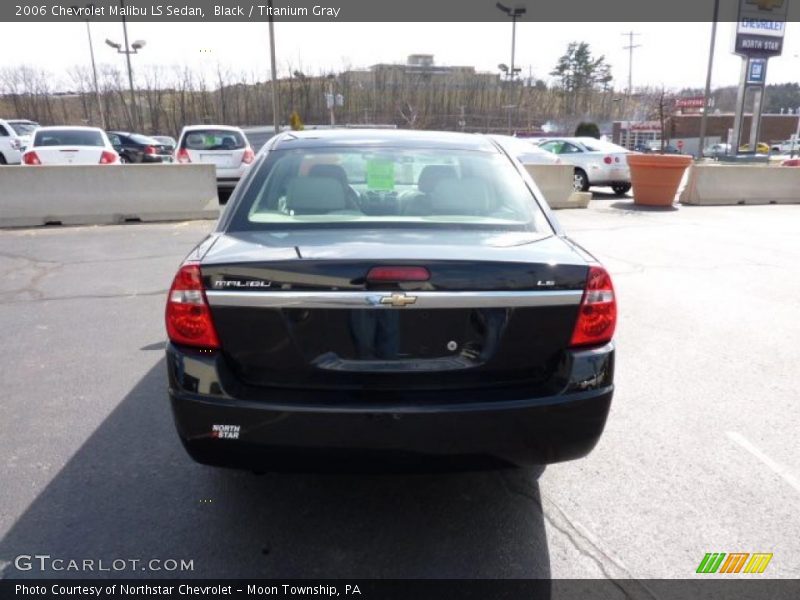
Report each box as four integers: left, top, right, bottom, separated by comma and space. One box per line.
626, 154, 693, 207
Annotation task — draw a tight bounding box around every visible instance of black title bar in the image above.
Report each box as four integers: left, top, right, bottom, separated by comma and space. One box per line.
4, 0, 800, 22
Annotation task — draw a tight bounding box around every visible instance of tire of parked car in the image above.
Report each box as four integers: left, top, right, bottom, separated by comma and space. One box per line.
612, 183, 631, 196
573, 168, 590, 192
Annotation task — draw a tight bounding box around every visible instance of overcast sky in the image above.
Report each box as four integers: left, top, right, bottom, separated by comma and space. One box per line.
3, 21, 800, 91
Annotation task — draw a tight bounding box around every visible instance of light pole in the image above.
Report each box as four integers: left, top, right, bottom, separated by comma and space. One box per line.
106, 0, 145, 130
496, 3, 526, 82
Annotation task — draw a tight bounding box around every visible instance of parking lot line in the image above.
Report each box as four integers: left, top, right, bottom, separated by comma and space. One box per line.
726, 431, 800, 494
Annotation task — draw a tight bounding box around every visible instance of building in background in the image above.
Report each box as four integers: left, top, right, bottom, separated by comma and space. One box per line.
613, 113, 800, 155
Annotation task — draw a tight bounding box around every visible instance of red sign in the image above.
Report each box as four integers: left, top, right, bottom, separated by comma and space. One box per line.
677, 140, 685, 149
675, 97, 706, 108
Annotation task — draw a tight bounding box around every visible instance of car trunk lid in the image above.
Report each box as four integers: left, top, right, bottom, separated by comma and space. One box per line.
201, 230, 590, 393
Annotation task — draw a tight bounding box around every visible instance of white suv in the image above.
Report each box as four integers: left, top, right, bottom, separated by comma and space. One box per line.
175, 125, 254, 189
0, 118, 39, 164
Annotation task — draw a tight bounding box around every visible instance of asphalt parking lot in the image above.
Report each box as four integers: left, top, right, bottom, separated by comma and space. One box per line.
1, 200, 798, 582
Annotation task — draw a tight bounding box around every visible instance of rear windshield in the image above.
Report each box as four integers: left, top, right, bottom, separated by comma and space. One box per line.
33, 129, 104, 147
9, 121, 38, 136
226, 146, 548, 232
130, 133, 159, 145
182, 130, 245, 150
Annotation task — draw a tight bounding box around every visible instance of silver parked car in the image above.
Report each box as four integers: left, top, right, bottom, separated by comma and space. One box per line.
702, 143, 732, 158
175, 125, 255, 190
486, 134, 562, 165
537, 137, 632, 195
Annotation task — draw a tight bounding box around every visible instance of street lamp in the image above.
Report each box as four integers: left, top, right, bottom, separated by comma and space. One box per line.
106, 0, 145, 130
72, 3, 105, 129
496, 3, 526, 82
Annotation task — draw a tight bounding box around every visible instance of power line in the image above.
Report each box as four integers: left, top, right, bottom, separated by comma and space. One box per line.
621, 31, 641, 95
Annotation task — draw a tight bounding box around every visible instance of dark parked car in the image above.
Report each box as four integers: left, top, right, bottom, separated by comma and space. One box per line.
165, 129, 616, 471
107, 131, 173, 163
152, 135, 177, 155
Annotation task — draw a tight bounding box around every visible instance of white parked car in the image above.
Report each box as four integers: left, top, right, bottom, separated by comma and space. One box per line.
175, 125, 255, 189
702, 143, 732, 158
537, 137, 632, 195
22, 127, 120, 166
486, 134, 562, 165
770, 139, 799, 154
0, 118, 39, 164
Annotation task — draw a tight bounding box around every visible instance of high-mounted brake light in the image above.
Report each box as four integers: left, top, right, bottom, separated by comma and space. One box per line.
367, 266, 431, 282
241, 147, 255, 164
176, 148, 191, 164
23, 151, 41, 166
569, 266, 616, 348
165, 263, 220, 349
99, 150, 118, 164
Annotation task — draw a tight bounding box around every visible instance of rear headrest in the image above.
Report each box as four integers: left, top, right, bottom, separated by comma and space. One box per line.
285, 176, 347, 214
430, 178, 491, 216
308, 164, 349, 187
418, 165, 458, 194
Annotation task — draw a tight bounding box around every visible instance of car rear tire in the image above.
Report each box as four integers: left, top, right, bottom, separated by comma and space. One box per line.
0, 154, 7, 165
120, 155, 130, 164
573, 169, 589, 192
611, 183, 631, 196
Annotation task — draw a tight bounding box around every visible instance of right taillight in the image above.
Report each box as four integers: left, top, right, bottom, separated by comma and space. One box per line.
241, 146, 255, 164
176, 148, 191, 163
23, 151, 41, 165
570, 266, 616, 348
99, 150, 118, 164
165, 263, 220, 349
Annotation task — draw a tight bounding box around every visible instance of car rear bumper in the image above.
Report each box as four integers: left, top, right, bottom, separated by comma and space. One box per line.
215, 177, 241, 189
167, 342, 614, 470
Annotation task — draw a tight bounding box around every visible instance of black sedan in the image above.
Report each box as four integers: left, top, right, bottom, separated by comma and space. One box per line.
165, 129, 616, 470
107, 131, 173, 163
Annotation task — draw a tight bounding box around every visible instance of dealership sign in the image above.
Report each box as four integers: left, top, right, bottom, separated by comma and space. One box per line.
733, 0, 788, 57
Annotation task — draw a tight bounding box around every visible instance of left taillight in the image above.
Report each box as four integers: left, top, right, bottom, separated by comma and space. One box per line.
569, 266, 616, 348
99, 150, 117, 164
165, 263, 220, 349
241, 146, 255, 165
23, 151, 41, 165
603, 155, 613, 165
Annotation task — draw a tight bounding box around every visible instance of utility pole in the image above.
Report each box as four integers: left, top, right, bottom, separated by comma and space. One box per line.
622, 31, 641, 96
83, 9, 105, 129
268, 0, 280, 135
698, 0, 720, 158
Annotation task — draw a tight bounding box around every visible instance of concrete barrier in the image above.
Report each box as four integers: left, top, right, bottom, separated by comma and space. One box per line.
0, 164, 220, 227
524, 164, 589, 209
680, 164, 800, 206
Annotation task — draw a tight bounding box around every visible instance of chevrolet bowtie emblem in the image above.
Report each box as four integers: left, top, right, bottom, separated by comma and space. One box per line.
379, 293, 417, 307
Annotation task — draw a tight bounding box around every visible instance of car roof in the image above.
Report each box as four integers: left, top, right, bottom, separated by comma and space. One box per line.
35, 126, 105, 132
182, 124, 243, 132
271, 128, 499, 152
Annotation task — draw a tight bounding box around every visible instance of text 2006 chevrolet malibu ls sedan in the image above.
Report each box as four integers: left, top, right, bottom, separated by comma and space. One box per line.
165, 129, 615, 470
